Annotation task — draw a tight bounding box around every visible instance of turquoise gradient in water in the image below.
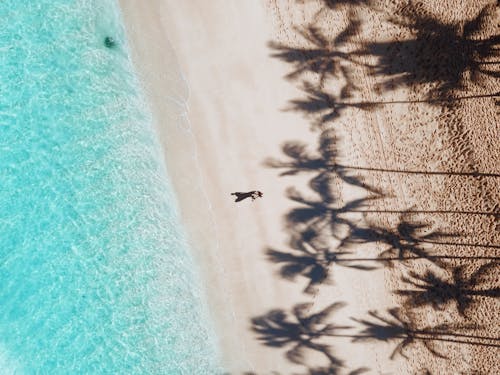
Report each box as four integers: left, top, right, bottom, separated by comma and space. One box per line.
0, 1, 221, 373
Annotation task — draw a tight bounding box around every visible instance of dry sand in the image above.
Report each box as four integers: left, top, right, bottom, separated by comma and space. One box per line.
118, 0, 499, 374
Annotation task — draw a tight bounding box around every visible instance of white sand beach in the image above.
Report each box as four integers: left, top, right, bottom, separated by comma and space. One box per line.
119, 1, 499, 374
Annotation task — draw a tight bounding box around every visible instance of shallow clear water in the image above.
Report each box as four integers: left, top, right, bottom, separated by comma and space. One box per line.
0, 1, 220, 373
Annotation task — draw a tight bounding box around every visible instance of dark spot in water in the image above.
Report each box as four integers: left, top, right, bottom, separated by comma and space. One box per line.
104, 36, 116, 49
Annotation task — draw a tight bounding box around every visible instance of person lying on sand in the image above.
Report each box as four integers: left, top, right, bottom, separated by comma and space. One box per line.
230, 191, 263, 202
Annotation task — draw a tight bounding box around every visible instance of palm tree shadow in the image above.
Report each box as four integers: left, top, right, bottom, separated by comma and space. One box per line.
267, 236, 378, 294
268, 19, 363, 87
287, 82, 379, 128
340, 216, 460, 267
351, 309, 420, 359
297, 0, 372, 10
293, 365, 370, 375
285, 187, 379, 242
351, 308, 485, 359
264, 130, 383, 195
241, 364, 370, 375
355, 4, 500, 98
251, 302, 349, 366
397, 262, 500, 316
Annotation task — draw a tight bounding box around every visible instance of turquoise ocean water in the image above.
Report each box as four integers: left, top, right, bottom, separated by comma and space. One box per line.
0, 1, 221, 373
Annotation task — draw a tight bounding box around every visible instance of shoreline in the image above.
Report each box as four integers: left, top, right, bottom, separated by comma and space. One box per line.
115, 0, 227, 366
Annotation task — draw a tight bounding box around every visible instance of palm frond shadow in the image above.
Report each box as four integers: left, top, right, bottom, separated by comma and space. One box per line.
264, 130, 383, 195
293, 364, 370, 375
268, 19, 363, 87
351, 308, 440, 360
397, 262, 500, 316
350, 308, 497, 359
340, 217, 460, 267
355, 4, 500, 98
241, 364, 370, 375
251, 302, 349, 366
285, 186, 378, 240
268, 236, 377, 294
296, 0, 371, 11
287, 82, 379, 128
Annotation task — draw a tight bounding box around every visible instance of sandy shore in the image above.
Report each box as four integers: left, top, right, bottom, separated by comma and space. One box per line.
119, 1, 499, 374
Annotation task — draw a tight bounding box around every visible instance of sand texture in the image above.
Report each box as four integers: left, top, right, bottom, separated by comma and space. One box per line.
119, 0, 499, 374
